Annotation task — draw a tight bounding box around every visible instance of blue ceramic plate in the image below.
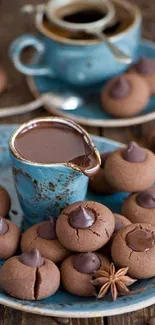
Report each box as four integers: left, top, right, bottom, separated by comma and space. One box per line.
27, 39, 155, 128
1, 124, 155, 318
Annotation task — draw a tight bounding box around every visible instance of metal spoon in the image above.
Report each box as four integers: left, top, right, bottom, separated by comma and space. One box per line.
0, 93, 83, 118
21, 5, 132, 64
85, 29, 132, 64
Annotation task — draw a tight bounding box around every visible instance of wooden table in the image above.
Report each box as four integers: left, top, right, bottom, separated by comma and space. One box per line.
0, 0, 155, 324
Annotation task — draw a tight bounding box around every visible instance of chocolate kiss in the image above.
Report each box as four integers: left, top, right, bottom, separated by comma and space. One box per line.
110, 77, 131, 99
135, 57, 155, 75
136, 190, 155, 208
69, 206, 95, 229
73, 253, 101, 274
37, 217, 57, 240
122, 141, 147, 163
19, 248, 44, 267
0, 217, 8, 235
126, 227, 154, 252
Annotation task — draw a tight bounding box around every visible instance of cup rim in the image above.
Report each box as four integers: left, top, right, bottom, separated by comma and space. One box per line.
9, 116, 101, 173
36, 0, 141, 46
46, 0, 115, 32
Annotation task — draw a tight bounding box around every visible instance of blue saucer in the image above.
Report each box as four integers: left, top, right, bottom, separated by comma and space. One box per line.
27, 39, 155, 127
1, 124, 155, 317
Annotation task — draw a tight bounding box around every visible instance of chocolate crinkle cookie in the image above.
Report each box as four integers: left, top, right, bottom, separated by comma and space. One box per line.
56, 201, 115, 252
130, 56, 155, 95
104, 142, 155, 192
100, 73, 150, 117
111, 223, 155, 279
0, 249, 60, 300
99, 213, 131, 256
122, 187, 155, 226
21, 217, 69, 263
0, 217, 20, 259
61, 252, 110, 296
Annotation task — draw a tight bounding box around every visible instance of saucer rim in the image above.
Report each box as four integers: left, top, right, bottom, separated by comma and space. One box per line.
27, 38, 155, 128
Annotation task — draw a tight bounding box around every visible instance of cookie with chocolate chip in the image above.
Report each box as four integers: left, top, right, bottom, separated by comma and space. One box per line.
104, 142, 155, 192
99, 213, 131, 256
61, 252, 110, 296
101, 73, 150, 117
122, 187, 155, 226
21, 217, 69, 263
0, 249, 60, 300
130, 57, 155, 95
111, 223, 155, 279
0, 217, 20, 259
56, 201, 115, 252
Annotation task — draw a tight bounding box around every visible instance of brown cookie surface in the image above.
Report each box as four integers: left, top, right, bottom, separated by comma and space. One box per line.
122, 188, 155, 225
0, 218, 20, 259
89, 152, 117, 195
61, 253, 110, 296
130, 57, 155, 95
111, 223, 155, 279
56, 201, 115, 252
101, 73, 150, 117
0, 186, 11, 218
21, 219, 69, 263
0, 250, 60, 300
104, 143, 155, 192
99, 213, 131, 256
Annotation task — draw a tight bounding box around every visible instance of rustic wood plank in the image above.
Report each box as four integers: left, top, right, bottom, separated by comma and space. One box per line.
0, 0, 154, 324
108, 305, 155, 325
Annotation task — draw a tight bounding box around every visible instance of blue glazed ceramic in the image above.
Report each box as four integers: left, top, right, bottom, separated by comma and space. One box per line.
9, 117, 100, 229
1, 124, 155, 317
27, 39, 155, 128
9, 0, 141, 86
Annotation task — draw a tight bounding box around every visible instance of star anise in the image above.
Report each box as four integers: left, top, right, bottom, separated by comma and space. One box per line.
92, 263, 137, 301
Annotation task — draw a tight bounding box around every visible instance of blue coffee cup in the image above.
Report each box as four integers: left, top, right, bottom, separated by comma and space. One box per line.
9, 117, 101, 229
9, 0, 141, 86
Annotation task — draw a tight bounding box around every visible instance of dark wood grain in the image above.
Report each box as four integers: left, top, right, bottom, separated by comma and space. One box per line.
0, 0, 155, 324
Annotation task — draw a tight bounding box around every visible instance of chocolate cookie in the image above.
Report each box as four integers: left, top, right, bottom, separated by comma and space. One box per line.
56, 201, 115, 252
99, 213, 131, 256
130, 57, 155, 95
0, 186, 11, 218
100, 73, 150, 117
111, 223, 155, 279
89, 152, 117, 194
61, 253, 110, 296
122, 188, 155, 225
0, 249, 60, 300
104, 142, 155, 192
21, 217, 69, 263
0, 217, 20, 259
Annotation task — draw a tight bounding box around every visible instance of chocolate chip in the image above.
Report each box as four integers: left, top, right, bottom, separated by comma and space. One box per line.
19, 249, 44, 267
73, 253, 101, 274
136, 190, 155, 208
69, 206, 95, 229
122, 142, 147, 163
0, 217, 8, 235
134, 57, 155, 75
37, 217, 57, 240
110, 77, 131, 99
126, 226, 154, 252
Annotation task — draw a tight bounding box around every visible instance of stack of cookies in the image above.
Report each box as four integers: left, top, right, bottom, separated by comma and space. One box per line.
0, 141, 155, 300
